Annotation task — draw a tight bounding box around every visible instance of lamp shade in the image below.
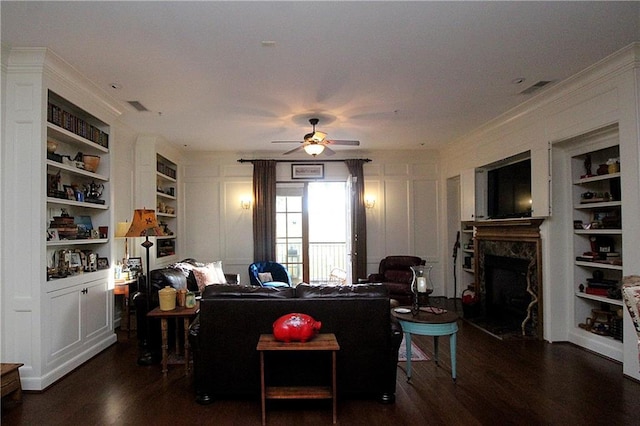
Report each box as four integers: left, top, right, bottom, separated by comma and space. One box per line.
304, 143, 325, 156
124, 209, 165, 237
115, 222, 130, 238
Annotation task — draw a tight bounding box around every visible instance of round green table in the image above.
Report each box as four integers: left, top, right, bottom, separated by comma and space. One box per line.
392, 307, 459, 382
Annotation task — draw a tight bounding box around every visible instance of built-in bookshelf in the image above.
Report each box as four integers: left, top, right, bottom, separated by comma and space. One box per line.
3, 48, 120, 390
156, 154, 177, 259
554, 125, 625, 361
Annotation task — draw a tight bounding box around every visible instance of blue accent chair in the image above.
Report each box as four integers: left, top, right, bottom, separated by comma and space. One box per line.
248, 261, 292, 287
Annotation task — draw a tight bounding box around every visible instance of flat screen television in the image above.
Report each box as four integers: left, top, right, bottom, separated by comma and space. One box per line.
487, 158, 532, 219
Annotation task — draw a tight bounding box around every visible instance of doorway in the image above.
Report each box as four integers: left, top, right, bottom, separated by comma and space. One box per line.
276, 182, 348, 285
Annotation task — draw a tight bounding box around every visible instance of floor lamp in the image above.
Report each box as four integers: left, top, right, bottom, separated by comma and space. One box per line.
125, 208, 165, 365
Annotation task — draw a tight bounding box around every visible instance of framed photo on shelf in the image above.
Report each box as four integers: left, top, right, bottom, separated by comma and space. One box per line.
69, 252, 82, 268
97, 257, 109, 270
63, 185, 75, 200
292, 163, 324, 180
47, 228, 60, 241
75, 215, 93, 239
127, 257, 143, 276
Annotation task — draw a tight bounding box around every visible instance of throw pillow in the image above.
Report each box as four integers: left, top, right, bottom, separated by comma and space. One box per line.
211, 260, 227, 284
192, 264, 218, 293
193, 262, 230, 292
258, 272, 273, 284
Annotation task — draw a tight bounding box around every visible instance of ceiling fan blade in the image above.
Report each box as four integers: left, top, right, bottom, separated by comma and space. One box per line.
326, 139, 360, 146
323, 146, 336, 156
283, 145, 305, 155
272, 140, 303, 144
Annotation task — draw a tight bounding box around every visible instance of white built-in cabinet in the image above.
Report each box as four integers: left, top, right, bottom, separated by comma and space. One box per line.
460, 221, 476, 291
460, 148, 549, 221
1, 48, 120, 390
554, 125, 626, 362
134, 135, 182, 270
45, 275, 111, 363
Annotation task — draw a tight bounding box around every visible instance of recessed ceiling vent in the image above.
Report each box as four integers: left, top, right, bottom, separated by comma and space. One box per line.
127, 101, 149, 112
519, 80, 552, 95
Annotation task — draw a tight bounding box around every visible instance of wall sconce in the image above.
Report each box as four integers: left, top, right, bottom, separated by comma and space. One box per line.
364, 196, 376, 209
240, 197, 252, 210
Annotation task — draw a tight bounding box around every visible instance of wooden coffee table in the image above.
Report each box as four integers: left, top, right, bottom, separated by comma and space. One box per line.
257, 333, 340, 425
392, 306, 459, 382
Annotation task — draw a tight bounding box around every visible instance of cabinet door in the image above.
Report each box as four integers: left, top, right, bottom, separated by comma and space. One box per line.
531, 146, 551, 217
46, 285, 83, 363
83, 278, 110, 342
460, 168, 476, 221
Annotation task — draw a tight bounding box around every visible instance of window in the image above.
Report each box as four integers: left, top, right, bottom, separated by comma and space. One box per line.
276, 182, 347, 285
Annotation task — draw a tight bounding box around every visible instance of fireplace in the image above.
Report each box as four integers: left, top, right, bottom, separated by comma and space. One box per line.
471, 219, 543, 339
484, 255, 532, 332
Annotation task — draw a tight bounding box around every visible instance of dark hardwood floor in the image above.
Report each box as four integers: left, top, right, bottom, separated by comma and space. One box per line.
3, 302, 640, 425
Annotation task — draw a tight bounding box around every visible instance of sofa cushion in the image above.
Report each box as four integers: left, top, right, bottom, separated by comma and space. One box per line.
202, 284, 295, 299
296, 283, 388, 298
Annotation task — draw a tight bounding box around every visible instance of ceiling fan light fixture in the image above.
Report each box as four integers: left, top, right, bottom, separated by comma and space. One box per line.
304, 143, 325, 156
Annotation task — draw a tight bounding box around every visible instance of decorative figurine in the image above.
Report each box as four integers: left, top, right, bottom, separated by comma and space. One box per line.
273, 313, 321, 342
583, 154, 592, 177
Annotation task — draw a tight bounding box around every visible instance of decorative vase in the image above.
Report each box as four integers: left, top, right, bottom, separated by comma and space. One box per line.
158, 286, 177, 311
82, 155, 100, 173
47, 140, 58, 153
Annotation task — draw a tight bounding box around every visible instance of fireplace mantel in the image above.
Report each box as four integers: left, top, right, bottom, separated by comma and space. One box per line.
473, 218, 544, 241
470, 218, 544, 338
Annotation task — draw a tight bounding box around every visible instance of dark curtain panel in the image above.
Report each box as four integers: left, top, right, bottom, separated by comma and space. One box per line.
345, 159, 368, 281
251, 160, 277, 261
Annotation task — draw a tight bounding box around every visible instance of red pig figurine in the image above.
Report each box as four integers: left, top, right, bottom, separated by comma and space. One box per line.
273, 313, 321, 342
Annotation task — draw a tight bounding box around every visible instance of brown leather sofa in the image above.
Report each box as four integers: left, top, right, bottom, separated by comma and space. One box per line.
367, 255, 425, 305
189, 283, 402, 405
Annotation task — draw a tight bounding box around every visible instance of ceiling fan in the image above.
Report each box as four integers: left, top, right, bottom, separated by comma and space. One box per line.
272, 118, 360, 156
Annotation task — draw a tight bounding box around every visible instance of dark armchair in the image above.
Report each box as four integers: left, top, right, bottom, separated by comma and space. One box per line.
367, 255, 425, 305
248, 261, 292, 287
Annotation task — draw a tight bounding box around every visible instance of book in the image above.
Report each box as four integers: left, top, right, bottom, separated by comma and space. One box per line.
585, 287, 609, 296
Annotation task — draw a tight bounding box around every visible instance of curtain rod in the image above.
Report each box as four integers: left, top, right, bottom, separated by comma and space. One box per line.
237, 158, 372, 163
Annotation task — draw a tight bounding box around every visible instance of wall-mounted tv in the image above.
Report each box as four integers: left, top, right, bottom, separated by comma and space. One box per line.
486, 156, 532, 219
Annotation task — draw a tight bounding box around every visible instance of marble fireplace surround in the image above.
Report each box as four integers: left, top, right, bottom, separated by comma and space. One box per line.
473, 219, 544, 338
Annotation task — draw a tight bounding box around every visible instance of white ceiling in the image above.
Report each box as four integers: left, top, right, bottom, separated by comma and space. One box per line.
2, 1, 639, 155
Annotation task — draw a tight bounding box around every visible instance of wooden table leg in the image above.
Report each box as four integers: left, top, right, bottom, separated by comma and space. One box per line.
332, 350, 337, 424
175, 321, 180, 356
123, 288, 130, 337
183, 317, 190, 375
160, 318, 168, 375
433, 335, 440, 365
260, 351, 266, 426
405, 332, 413, 381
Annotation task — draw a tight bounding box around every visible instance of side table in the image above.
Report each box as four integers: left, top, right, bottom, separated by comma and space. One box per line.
392, 307, 459, 382
257, 333, 340, 425
1, 363, 24, 403
114, 278, 137, 337
147, 303, 199, 376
